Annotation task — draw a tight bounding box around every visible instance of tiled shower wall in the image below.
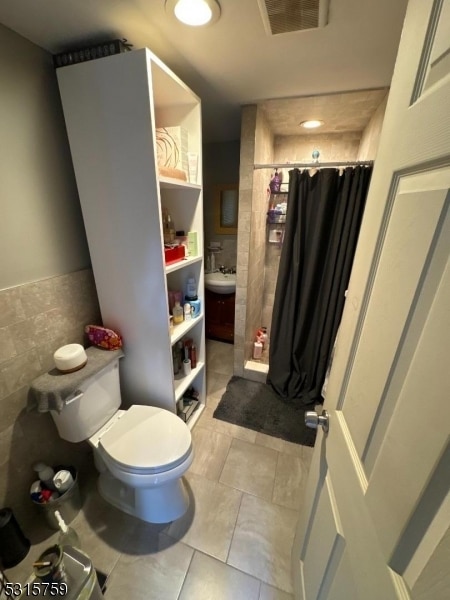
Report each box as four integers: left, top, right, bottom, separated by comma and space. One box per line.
273, 131, 362, 166
0, 269, 101, 529
234, 106, 273, 375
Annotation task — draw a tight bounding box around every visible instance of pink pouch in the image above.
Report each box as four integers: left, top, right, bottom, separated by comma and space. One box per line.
85, 325, 123, 350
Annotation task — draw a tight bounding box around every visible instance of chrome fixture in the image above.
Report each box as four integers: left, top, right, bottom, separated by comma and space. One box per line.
218, 266, 235, 275
305, 409, 329, 433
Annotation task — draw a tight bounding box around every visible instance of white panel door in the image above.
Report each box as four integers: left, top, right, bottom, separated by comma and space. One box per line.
292, 0, 450, 598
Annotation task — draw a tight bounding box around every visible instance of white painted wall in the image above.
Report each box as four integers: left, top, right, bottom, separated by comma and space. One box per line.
0, 24, 90, 289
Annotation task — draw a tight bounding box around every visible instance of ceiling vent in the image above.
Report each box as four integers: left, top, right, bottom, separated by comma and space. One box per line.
257, 0, 329, 35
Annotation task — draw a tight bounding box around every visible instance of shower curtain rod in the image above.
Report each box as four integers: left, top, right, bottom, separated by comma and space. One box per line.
254, 161, 373, 169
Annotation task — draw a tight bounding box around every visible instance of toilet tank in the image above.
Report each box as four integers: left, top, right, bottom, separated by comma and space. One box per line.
50, 359, 122, 443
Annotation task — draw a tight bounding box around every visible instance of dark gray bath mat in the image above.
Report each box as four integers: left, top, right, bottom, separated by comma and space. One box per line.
213, 376, 316, 447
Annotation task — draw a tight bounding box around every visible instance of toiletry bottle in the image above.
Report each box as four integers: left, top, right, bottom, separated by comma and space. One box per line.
269, 169, 282, 193
261, 327, 268, 347
163, 210, 175, 244
54, 510, 81, 548
183, 346, 191, 375
189, 297, 201, 318
257, 327, 268, 347
33, 462, 56, 491
210, 252, 215, 271
173, 301, 183, 324
184, 302, 192, 321
253, 340, 263, 359
53, 470, 74, 493
177, 341, 184, 371
172, 347, 179, 375
168, 290, 175, 313
189, 344, 197, 369
206, 255, 211, 272
186, 277, 197, 298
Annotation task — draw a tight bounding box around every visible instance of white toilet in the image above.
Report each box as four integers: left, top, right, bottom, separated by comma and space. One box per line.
49, 358, 193, 523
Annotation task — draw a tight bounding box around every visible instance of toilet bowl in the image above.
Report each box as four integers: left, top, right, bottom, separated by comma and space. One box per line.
48, 351, 194, 524
89, 405, 193, 523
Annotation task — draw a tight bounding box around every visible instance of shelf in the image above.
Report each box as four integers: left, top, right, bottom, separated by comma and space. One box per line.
165, 255, 202, 274
159, 176, 201, 190
57, 48, 204, 415
174, 361, 205, 401
267, 216, 286, 224
171, 314, 203, 344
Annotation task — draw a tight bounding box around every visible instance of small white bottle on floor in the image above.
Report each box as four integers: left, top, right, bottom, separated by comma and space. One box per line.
253, 341, 263, 359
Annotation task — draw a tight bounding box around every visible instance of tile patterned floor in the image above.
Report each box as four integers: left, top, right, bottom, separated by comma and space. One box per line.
7, 340, 314, 599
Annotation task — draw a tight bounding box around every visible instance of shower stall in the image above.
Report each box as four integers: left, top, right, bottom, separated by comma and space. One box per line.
234, 96, 387, 384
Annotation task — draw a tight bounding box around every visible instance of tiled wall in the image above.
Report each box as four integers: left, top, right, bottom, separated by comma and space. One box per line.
273, 131, 362, 165
0, 269, 101, 529
234, 106, 273, 375
211, 238, 238, 270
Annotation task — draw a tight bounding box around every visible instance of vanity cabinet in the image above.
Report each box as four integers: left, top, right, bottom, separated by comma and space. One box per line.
205, 290, 235, 343
57, 48, 205, 427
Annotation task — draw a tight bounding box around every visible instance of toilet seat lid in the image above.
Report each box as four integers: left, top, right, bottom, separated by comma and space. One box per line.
98, 405, 191, 471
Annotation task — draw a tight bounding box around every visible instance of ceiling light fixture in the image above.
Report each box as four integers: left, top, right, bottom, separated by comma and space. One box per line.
300, 120, 324, 129
166, 0, 221, 27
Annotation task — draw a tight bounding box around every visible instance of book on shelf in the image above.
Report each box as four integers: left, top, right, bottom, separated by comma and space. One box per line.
178, 398, 199, 422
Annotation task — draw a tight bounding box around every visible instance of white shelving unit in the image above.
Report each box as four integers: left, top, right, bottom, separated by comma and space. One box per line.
57, 48, 205, 427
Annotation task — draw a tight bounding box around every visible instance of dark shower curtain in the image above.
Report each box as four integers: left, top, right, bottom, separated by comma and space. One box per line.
267, 166, 372, 405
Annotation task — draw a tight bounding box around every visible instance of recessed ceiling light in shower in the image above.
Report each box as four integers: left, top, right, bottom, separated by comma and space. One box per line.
300, 120, 324, 129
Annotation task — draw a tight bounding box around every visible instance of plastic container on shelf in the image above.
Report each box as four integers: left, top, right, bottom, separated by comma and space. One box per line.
162, 209, 176, 244
189, 344, 197, 369
164, 245, 185, 265
183, 358, 191, 376
189, 297, 201, 318
173, 302, 184, 324
186, 277, 197, 297
184, 303, 192, 321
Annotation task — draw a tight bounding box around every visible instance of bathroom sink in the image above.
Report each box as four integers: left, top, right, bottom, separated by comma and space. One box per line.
205, 272, 236, 294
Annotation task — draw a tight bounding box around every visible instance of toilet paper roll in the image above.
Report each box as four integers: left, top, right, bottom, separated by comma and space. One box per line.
0, 507, 30, 568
